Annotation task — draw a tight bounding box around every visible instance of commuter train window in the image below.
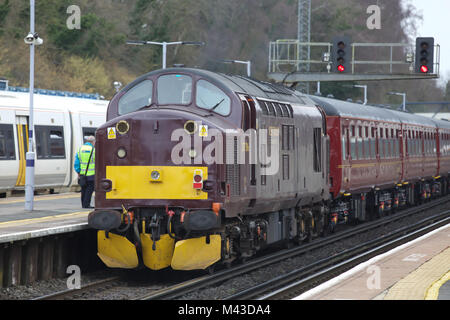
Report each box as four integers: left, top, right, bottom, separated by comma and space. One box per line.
196, 80, 230, 116
158, 75, 192, 105
118, 80, 153, 115
35, 126, 66, 159
0, 124, 16, 160
82, 127, 96, 143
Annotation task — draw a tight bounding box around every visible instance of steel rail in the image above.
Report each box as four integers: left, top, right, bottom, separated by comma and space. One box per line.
32, 276, 121, 300
137, 196, 450, 300
227, 211, 450, 300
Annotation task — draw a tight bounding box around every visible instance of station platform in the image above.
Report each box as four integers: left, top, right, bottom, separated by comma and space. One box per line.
0, 193, 91, 243
294, 223, 450, 300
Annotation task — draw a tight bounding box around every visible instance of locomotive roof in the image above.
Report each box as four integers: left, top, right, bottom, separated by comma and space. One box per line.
126, 68, 306, 104
310, 95, 439, 128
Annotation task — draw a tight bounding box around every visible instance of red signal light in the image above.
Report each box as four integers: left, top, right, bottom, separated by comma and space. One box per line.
420, 65, 429, 73
337, 65, 345, 72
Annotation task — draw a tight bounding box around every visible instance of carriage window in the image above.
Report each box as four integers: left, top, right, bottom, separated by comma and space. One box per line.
196, 80, 230, 116
82, 127, 97, 143
118, 80, 153, 115
158, 75, 192, 105
35, 126, 66, 159
0, 124, 16, 160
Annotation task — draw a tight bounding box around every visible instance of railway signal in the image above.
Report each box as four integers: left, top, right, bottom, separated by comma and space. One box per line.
415, 37, 434, 74
331, 36, 352, 73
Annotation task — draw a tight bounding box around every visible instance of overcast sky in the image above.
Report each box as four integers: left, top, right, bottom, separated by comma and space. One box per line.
406, 0, 450, 86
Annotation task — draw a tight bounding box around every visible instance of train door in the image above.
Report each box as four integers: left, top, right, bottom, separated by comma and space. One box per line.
0, 122, 19, 191
15, 116, 29, 187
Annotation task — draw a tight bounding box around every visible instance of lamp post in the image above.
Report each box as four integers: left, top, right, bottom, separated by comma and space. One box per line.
127, 40, 205, 69
222, 60, 252, 77
354, 85, 368, 105
24, 0, 43, 211
387, 91, 407, 112
113, 81, 122, 93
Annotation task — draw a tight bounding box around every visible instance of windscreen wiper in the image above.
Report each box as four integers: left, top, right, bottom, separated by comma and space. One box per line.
209, 99, 225, 113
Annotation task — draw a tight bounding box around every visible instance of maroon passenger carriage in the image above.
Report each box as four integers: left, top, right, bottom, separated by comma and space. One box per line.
311, 96, 450, 229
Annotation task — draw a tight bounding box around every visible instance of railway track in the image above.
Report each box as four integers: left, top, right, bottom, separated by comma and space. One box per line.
228, 210, 450, 300
32, 276, 123, 300
136, 196, 450, 300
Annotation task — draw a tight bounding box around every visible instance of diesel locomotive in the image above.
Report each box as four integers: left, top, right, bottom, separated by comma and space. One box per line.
88, 68, 450, 271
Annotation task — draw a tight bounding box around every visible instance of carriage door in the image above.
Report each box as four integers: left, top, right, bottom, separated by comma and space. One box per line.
15, 116, 29, 187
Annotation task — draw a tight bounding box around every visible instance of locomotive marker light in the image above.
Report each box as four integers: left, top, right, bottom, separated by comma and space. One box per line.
415, 37, 434, 74
117, 147, 127, 159
193, 170, 204, 189
150, 170, 162, 183
126, 40, 205, 69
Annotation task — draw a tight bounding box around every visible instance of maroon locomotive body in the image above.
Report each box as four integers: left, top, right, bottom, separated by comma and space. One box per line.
88, 68, 450, 271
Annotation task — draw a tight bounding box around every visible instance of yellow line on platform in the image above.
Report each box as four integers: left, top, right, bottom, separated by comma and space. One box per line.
0, 211, 89, 227
425, 270, 450, 300
0, 193, 80, 205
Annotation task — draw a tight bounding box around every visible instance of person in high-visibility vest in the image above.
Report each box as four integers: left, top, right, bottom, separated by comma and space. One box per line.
74, 136, 96, 208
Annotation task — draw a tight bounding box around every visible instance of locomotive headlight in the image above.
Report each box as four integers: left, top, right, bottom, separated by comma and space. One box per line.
150, 170, 162, 182
117, 147, 127, 159
184, 121, 198, 135
116, 120, 130, 135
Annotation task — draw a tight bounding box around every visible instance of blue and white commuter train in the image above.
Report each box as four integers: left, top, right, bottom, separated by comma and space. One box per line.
0, 83, 108, 195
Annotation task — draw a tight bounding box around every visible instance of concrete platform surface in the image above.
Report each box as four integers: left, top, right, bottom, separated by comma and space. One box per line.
0, 193, 91, 243
294, 223, 450, 300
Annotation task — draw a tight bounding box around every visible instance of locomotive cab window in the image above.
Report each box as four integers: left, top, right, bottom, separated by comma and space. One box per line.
196, 80, 231, 116
158, 75, 192, 105
118, 80, 153, 115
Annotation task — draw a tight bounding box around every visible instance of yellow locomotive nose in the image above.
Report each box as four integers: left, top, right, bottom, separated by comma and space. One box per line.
104, 166, 208, 200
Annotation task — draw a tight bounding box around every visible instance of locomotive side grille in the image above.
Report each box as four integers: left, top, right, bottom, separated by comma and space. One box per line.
226, 137, 241, 196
